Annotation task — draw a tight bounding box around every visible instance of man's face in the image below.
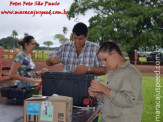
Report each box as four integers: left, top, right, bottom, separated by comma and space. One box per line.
73, 33, 88, 49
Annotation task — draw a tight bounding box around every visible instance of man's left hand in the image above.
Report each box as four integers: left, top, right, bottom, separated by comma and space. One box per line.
72, 65, 88, 74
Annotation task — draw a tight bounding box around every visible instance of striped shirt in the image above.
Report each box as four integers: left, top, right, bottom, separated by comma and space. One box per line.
49, 41, 104, 72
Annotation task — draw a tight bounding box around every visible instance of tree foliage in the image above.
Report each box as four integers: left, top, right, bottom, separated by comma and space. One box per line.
0, 36, 18, 49
68, 0, 163, 52
0, 36, 40, 50
24, 33, 29, 37
63, 26, 68, 35
54, 34, 69, 44
43, 41, 53, 50
12, 30, 18, 49
12, 30, 18, 38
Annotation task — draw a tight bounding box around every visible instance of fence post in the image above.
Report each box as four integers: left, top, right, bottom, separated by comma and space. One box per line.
134, 50, 138, 66
32, 52, 35, 59
37, 50, 39, 60
0, 46, 3, 81
42, 51, 44, 60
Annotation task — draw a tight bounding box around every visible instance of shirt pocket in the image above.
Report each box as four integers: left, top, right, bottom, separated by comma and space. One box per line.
103, 98, 122, 118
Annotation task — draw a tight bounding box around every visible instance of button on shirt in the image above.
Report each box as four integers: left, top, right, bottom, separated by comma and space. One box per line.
49, 41, 104, 72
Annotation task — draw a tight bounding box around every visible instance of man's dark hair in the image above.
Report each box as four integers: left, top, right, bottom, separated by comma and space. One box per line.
98, 41, 123, 56
72, 22, 88, 37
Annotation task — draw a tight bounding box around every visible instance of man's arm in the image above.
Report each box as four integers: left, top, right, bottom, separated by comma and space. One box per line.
72, 65, 107, 76
90, 67, 107, 76
46, 56, 61, 66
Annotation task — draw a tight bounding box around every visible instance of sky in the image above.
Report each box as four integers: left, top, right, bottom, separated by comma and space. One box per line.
0, 0, 93, 47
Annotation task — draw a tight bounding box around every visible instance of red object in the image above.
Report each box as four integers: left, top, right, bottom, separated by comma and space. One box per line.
90, 97, 94, 102
83, 98, 90, 105
36, 81, 42, 89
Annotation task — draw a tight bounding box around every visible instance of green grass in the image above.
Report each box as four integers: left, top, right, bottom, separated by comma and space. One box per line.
97, 73, 163, 122
139, 57, 147, 63
141, 73, 163, 122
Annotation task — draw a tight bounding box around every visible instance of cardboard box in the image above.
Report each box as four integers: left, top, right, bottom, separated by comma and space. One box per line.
24, 95, 72, 122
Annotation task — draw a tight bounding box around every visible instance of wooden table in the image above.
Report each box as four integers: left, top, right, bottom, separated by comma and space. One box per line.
0, 103, 101, 122
72, 104, 101, 122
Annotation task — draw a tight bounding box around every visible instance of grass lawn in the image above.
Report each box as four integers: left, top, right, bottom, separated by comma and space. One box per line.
97, 73, 163, 122
139, 57, 147, 63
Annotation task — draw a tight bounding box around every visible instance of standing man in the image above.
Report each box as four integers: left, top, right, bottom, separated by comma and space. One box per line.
46, 22, 106, 122
46, 22, 107, 76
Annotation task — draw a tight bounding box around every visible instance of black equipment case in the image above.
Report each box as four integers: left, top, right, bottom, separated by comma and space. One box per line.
41, 72, 94, 106
0, 85, 37, 105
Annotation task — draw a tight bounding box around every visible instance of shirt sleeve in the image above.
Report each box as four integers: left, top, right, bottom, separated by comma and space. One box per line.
108, 72, 142, 108
48, 46, 62, 58
14, 54, 24, 64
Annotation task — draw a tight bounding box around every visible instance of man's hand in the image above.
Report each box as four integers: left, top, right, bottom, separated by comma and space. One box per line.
72, 65, 88, 74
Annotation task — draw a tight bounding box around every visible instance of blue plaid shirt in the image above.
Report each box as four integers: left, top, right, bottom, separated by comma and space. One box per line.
49, 41, 104, 72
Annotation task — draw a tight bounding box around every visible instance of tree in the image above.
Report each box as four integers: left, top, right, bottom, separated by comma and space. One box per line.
35, 42, 40, 50
12, 30, 18, 49
43, 41, 53, 50
70, 33, 73, 41
54, 34, 69, 44
54, 27, 69, 44
67, 0, 163, 63
63, 26, 68, 35
24, 33, 29, 37
0, 36, 18, 49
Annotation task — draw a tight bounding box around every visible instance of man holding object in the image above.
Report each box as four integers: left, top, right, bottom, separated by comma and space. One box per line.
46, 22, 107, 76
